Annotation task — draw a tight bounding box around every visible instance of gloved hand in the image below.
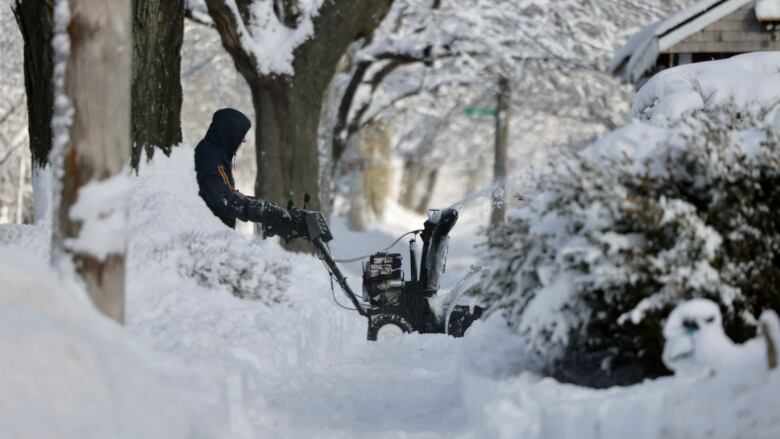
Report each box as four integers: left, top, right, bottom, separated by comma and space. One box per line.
247, 200, 291, 225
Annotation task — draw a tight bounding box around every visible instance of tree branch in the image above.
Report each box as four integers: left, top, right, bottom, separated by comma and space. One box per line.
185, 6, 215, 28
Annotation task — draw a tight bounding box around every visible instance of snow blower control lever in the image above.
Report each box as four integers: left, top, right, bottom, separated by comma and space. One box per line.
262, 194, 482, 340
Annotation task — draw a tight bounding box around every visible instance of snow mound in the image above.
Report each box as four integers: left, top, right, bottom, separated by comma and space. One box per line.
663, 299, 767, 378
0, 247, 206, 438
461, 307, 780, 439
632, 52, 780, 123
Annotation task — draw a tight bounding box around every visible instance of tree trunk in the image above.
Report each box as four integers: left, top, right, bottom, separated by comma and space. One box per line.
414, 169, 439, 214
13, 1, 55, 167
16, 154, 26, 224
399, 161, 424, 211
57, 0, 132, 323
204, 0, 394, 251
250, 77, 323, 210
490, 76, 510, 230
131, 0, 184, 169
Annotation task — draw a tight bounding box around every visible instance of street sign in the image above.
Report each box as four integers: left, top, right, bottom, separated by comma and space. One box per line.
465, 106, 496, 117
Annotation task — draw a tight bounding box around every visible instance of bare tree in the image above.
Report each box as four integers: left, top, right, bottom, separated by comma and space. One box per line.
13, 1, 54, 168
203, 0, 394, 212
54, 0, 132, 323
131, 0, 185, 169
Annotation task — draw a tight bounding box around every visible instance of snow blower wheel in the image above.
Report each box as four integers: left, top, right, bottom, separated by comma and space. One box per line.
261, 194, 484, 341
367, 314, 414, 341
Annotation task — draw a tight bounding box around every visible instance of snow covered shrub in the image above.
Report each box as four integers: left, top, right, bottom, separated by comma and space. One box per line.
481, 105, 780, 387
173, 231, 291, 305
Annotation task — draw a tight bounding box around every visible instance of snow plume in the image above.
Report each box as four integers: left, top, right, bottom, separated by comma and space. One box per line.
477, 104, 780, 386
223, 0, 325, 75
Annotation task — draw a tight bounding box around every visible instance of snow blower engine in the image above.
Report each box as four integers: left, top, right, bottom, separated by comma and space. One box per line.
262, 194, 483, 341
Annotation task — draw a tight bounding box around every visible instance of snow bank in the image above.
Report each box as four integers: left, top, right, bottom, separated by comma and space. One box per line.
632, 52, 780, 123
462, 352, 780, 439
460, 309, 780, 439
0, 248, 206, 438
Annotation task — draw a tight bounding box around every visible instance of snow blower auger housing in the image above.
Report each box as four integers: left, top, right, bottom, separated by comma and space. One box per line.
262, 194, 483, 341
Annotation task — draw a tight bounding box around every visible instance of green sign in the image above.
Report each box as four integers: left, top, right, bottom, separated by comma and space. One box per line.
465, 106, 496, 117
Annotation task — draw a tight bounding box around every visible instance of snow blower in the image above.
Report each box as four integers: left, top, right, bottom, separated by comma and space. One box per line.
262, 194, 483, 341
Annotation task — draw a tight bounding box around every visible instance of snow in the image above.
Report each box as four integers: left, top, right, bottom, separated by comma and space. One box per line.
223, 0, 325, 75
632, 52, 780, 123
756, 0, 780, 20
64, 172, 131, 260
0, 248, 208, 438
663, 299, 768, 377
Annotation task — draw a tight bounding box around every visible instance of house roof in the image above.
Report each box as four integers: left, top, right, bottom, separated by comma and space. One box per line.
610, 0, 754, 83
756, 0, 780, 21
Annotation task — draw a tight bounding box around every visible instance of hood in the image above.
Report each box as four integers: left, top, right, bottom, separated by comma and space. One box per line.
204, 108, 251, 157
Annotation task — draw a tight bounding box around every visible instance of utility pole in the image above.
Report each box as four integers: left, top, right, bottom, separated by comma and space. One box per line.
490, 76, 510, 230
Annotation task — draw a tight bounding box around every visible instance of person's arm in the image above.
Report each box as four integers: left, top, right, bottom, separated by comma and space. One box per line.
200, 164, 289, 224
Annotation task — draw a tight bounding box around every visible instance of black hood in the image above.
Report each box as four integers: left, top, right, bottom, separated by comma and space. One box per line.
204, 108, 251, 157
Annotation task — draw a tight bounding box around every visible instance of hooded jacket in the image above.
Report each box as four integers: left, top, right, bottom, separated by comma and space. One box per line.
194, 108, 267, 228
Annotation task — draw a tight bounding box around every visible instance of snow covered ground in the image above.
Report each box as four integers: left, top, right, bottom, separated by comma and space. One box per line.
2, 145, 779, 438
3, 52, 780, 437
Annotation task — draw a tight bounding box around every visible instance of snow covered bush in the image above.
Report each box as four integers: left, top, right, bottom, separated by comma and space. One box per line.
129, 146, 293, 307
480, 104, 780, 387
175, 231, 290, 304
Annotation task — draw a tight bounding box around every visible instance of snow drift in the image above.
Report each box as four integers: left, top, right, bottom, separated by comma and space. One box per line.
0, 247, 209, 438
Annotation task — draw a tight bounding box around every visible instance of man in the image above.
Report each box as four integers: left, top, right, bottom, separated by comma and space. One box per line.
195, 108, 290, 229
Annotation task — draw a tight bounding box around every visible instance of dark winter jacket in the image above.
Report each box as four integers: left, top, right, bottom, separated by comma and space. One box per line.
194, 108, 279, 229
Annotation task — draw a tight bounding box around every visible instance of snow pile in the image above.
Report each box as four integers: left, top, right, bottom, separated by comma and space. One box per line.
460, 302, 780, 439
0, 248, 208, 438
756, 0, 780, 21
461, 327, 780, 439
632, 52, 780, 123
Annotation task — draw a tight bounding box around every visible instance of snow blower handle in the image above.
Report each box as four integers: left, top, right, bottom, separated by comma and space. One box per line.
262, 194, 333, 243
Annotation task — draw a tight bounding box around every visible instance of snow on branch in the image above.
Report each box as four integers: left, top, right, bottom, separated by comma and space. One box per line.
216, 0, 325, 75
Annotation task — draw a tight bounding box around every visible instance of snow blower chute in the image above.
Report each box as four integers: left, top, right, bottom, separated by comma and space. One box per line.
262, 194, 483, 341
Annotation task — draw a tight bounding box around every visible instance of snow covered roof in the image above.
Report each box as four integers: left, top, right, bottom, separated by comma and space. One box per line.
610, 0, 754, 83
756, 0, 780, 21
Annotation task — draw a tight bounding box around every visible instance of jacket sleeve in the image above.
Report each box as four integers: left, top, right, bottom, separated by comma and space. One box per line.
199, 163, 277, 224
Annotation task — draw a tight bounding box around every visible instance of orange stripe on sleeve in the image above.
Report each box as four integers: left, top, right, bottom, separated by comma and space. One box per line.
217, 165, 236, 192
